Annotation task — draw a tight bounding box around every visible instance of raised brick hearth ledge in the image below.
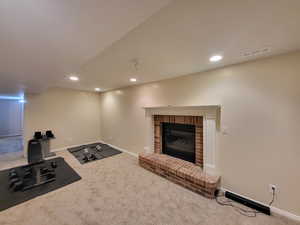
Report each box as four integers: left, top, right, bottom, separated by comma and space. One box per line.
139, 153, 221, 198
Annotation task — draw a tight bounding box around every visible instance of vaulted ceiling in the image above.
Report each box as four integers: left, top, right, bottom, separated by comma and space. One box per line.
1, 0, 300, 95
0, 0, 171, 95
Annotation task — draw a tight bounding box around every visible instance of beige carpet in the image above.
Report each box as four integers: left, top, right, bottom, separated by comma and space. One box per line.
0, 151, 298, 225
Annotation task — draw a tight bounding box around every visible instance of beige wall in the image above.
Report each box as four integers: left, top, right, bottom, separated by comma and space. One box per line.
99, 52, 300, 215
24, 87, 101, 151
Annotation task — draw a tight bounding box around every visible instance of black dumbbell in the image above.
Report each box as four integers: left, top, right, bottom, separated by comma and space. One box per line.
90, 154, 97, 160
46, 173, 56, 180
24, 167, 32, 172
51, 161, 57, 169
82, 155, 88, 162
9, 170, 18, 180
24, 171, 32, 179
9, 178, 20, 188
11, 180, 23, 192
40, 167, 50, 175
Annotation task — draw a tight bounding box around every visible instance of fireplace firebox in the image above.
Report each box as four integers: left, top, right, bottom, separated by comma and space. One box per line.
162, 122, 195, 163
154, 115, 203, 167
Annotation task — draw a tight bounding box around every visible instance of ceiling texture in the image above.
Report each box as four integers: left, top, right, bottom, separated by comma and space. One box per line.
0, 0, 171, 95
1, 0, 300, 95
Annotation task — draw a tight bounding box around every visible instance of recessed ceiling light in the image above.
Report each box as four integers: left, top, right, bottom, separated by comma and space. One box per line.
209, 55, 223, 62
95, 88, 101, 92
69, 76, 79, 81
130, 78, 137, 82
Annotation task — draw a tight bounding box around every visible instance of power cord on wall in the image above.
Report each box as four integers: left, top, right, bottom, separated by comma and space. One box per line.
269, 187, 275, 206
214, 189, 276, 218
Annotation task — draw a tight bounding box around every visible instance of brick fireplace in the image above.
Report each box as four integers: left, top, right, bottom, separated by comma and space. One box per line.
140, 106, 221, 198
154, 115, 203, 167
144, 105, 220, 175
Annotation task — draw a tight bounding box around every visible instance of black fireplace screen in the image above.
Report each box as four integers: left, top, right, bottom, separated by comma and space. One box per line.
162, 122, 195, 163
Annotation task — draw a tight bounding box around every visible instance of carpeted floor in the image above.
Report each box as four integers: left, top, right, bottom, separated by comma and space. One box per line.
0, 150, 298, 225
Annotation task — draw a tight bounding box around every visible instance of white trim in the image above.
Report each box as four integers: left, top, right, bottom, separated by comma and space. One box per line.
144, 105, 220, 175
220, 188, 300, 222
46, 140, 139, 158
271, 207, 300, 222
143, 105, 220, 110
50, 140, 101, 153
103, 142, 138, 158
203, 117, 217, 174
144, 105, 220, 119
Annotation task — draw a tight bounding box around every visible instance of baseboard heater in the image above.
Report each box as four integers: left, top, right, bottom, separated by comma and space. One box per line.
225, 191, 270, 215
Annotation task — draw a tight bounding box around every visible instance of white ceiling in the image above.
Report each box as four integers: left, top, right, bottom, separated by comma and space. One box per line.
1, 0, 300, 95
0, 0, 171, 95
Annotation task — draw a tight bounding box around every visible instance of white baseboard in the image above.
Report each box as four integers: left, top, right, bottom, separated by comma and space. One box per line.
50, 140, 102, 153
23, 140, 101, 158
271, 206, 300, 222
51, 140, 139, 158
220, 188, 300, 222
100, 141, 138, 158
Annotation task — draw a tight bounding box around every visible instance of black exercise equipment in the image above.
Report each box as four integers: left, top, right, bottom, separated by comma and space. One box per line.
0, 157, 81, 212
9, 178, 20, 188
32, 130, 56, 158
27, 139, 44, 165
96, 144, 102, 151
51, 161, 57, 168
5, 139, 58, 193
34, 131, 43, 140
8, 169, 18, 179
33, 130, 55, 140
11, 180, 23, 191
45, 130, 55, 139
68, 142, 121, 164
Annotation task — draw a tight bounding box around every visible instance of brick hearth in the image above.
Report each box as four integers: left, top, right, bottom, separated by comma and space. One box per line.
139, 153, 220, 198
154, 115, 203, 167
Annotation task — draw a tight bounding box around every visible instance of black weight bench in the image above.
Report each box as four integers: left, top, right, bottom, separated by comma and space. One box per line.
8, 139, 57, 192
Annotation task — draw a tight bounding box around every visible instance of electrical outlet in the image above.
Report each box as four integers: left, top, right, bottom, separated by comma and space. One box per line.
144, 146, 150, 153
269, 184, 277, 193
222, 126, 229, 135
